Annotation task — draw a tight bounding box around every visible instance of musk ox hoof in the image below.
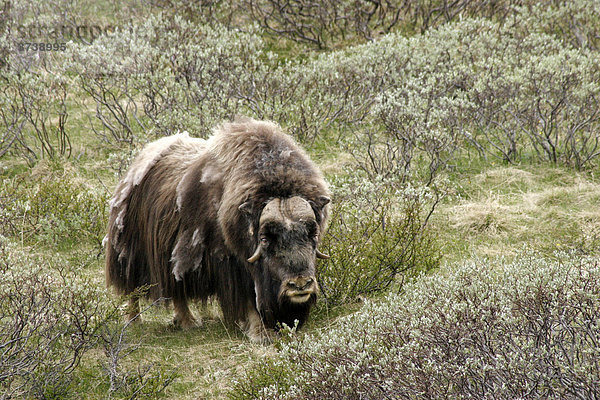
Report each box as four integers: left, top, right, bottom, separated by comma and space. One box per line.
246, 328, 274, 345
171, 315, 201, 330
171, 299, 200, 329
246, 331, 273, 345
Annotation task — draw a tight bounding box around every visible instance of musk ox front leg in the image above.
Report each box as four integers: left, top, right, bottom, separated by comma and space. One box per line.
172, 297, 199, 329
243, 302, 273, 344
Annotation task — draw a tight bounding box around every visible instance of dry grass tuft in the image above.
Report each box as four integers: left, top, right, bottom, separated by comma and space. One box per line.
437, 165, 600, 259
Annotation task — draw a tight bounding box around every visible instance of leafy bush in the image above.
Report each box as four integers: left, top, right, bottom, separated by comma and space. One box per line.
143, 0, 246, 28
246, 0, 403, 48
0, 238, 114, 399
246, 0, 525, 49
285, 16, 600, 169
65, 13, 268, 144
0, 238, 175, 399
514, 0, 600, 51
317, 175, 439, 305
235, 252, 600, 399
245, 0, 600, 50
98, 295, 177, 399
0, 166, 108, 248
0, 69, 71, 165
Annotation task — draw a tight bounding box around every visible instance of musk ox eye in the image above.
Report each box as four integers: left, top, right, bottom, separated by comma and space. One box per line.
260, 237, 269, 246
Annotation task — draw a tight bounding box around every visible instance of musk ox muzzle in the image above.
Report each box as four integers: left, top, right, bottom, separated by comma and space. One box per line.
280, 276, 319, 304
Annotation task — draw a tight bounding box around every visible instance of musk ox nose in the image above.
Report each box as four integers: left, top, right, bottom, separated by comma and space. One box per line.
282, 276, 318, 304
287, 277, 314, 291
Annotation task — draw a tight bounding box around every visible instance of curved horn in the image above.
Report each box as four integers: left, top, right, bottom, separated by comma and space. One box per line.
316, 249, 330, 260
247, 246, 262, 263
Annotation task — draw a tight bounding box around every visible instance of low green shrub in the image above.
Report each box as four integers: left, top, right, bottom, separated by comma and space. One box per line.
246, 0, 526, 49
0, 69, 71, 165
0, 237, 114, 399
65, 13, 268, 144
0, 237, 176, 399
0, 165, 108, 248
245, 0, 600, 50
296, 16, 600, 169
317, 175, 440, 306
514, 0, 600, 51
246, 0, 404, 49
235, 252, 600, 399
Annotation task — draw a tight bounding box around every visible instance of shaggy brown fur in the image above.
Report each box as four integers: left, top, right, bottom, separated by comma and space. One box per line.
104, 118, 330, 340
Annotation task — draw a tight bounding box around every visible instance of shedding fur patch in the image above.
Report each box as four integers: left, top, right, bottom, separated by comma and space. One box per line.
110, 132, 193, 212
200, 165, 221, 183
171, 229, 204, 281
191, 229, 202, 247
115, 207, 127, 232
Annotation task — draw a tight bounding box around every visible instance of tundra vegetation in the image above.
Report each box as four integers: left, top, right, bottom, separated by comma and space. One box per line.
1, 0, 599, 398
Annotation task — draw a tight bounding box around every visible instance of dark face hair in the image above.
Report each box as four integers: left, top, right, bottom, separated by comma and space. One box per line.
258, 218, 318, 280
246, 197, 326, 328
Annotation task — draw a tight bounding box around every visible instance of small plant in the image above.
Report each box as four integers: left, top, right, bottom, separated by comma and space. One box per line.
98, 295, 177, 399
0, 237, 177, 399
0, 69, 71, 165
0, 238, 115, 399
0, 166, 108, 248
246, 0, 525, 49
66, 13, 268, 145
317, 174, 440, 306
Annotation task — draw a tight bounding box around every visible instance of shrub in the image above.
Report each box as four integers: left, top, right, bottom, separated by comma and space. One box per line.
246, 0, 401, 48
0, 166, 108, 248
0, 238, 115, 399
97, 295, 177, 399
0, 69, 71, 165
505, 48, 600, 169
288, 16, 600, 169
236, 252, 600, 399
143, 0, 247, 28
369, 71, 473, 183
0, 237, 176, 399
513, 0, 600, 51
65, 13, 268, 144
245, 0, 600, 50
317, 175, 440, 306
245, 0, 524, 49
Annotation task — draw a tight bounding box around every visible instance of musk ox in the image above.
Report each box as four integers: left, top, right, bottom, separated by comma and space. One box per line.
104, 118, 330, 342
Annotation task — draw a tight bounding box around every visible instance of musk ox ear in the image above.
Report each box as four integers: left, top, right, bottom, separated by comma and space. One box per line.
239, 200, 260, 239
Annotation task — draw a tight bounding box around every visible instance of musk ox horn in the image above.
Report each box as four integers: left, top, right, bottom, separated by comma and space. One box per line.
316, 249, 330, 259
247, 246, 261, 263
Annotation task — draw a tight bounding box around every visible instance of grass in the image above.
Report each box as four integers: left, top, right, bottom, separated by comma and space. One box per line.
434, 162, 600, 263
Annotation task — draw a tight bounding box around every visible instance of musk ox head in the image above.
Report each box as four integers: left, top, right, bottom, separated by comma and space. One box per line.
243, 195, 330, 329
